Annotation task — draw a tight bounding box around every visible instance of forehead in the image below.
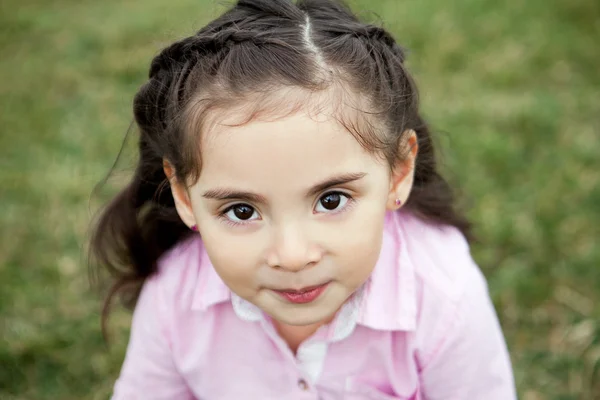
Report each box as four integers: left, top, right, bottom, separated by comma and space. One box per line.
196, 109, 387, 190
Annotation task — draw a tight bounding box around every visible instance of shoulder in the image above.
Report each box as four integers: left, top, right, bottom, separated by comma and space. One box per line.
392, 211, 493, 355
385, 214, 515, 396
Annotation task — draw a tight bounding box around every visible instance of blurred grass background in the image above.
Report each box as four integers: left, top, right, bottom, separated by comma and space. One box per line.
1, 0, 599, 399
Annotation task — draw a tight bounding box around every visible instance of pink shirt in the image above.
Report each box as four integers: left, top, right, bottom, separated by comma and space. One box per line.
112, 211, 516, 399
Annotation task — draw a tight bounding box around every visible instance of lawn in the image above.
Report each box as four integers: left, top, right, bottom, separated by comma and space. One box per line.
1, 0, 599, 399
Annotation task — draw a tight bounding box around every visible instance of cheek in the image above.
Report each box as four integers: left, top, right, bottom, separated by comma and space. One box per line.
331, 202, 386, 278
341, 193, 387, 242
198, 223, 262, 288
342, 224, 383, 274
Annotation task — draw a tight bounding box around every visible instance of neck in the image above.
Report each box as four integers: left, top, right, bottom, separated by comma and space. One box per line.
273, 320, 324, 354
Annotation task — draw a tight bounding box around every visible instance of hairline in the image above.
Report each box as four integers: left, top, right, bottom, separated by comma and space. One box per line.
178, 83, 392, 186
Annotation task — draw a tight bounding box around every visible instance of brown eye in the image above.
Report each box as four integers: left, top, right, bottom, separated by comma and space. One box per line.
320, 193, 340, 210
233, 205, 254, 220
224, 204, 257, 222
316, 192, 349, 213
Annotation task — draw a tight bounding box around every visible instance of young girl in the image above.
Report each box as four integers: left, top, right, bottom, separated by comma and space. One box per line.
91, 0, 517, 398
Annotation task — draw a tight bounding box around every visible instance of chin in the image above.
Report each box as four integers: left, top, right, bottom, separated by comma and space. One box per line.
271, 302, 341, 326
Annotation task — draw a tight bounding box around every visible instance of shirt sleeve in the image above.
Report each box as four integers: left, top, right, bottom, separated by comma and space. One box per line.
418, 265, 517, 400
111, 275, 194, 400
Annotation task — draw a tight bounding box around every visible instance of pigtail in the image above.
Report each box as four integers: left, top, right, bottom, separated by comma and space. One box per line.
91, 66, 194, 333
407, 115, 473, 241
89, 136, 189, 334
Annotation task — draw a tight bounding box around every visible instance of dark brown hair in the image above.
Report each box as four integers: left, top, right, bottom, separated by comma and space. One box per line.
90, 0, 471, 327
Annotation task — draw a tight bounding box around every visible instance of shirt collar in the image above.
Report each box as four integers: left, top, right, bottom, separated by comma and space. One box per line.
190, 243, 231, 311
191, 211, 417, 332
356, 211, 417, 331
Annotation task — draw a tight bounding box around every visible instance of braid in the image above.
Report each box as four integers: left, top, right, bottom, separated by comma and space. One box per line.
362, 25, 406, 63
148, 27, 302, 97
149, 37, 197, 78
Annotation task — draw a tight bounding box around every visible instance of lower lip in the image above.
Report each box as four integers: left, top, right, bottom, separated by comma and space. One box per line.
275, 283, 329, 304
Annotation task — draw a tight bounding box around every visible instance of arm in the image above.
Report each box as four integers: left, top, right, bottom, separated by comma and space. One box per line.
111, 276, 194, 400
418, 266, 517, 400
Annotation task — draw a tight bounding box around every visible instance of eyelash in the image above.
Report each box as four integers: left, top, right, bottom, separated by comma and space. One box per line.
217, 191, 355, 227
218, 214, 249, 228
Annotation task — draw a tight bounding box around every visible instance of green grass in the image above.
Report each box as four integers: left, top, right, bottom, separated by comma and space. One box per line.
1, 0, 598, 398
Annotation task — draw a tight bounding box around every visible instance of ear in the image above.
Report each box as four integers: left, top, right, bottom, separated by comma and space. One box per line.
386, 129, 418, 211
163, 159, 197, 229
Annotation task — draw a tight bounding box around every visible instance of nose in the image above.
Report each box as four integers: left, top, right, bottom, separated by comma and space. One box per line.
266, 223, 321, 272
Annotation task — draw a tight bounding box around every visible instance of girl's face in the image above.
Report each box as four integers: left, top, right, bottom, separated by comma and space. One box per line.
170, 108, 415, 327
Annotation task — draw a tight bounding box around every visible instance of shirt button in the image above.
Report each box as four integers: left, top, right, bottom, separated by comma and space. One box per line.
298, 378, 309, 391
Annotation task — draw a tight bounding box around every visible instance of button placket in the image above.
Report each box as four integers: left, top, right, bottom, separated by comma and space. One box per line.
298, 378, 309, 391
256, 317, 316, 395
297, 340, 328, 383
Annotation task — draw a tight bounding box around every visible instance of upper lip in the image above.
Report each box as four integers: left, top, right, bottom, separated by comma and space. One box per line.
276, 282, 328, 293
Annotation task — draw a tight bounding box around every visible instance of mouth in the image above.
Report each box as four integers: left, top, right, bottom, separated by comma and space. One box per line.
273, 282, 330, 304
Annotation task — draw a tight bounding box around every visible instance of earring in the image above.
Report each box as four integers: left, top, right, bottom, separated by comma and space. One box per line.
191, 225, 198, 232
395, 198, 402, 207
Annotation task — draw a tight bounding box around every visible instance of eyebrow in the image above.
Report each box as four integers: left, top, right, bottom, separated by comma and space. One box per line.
202, 188, 267, 204
202, 172, 367, 203
306, 172, 367, 197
